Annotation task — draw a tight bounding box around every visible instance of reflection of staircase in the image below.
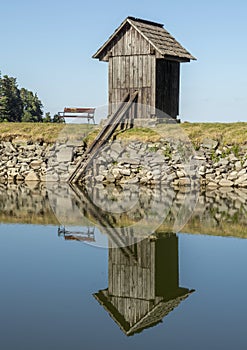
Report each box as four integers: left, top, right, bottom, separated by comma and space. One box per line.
68, 91, 138, 184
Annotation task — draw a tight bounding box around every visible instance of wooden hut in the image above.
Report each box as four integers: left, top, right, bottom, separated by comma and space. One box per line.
93, 17, 196, 123
94, 234, 194, 336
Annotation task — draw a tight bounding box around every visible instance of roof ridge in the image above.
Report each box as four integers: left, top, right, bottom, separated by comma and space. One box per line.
127, 16, 164, 28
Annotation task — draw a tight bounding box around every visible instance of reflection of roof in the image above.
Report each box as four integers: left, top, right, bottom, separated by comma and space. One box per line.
94, 289, 194, 336
93, 16, 196, 62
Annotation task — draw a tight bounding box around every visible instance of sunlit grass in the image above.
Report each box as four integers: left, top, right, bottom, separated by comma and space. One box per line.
0, 122, 246, 146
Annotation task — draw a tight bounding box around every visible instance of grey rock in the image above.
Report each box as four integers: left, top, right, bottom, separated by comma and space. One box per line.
235, 174, 247, 185
119, 168, 131, 176
30, 160, 43, 170
56, 148, 73, 162
25, 171, 40, 182
95, 175, 105, 182
201, 138, 219, 150
219, 179, 234, 187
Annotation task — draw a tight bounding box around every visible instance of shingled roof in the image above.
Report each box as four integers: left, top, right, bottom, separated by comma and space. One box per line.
94, 289, 194, 336
93, 16, 196, 61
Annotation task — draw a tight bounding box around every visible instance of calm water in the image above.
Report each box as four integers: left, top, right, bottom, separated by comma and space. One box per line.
0, 183, 247, 350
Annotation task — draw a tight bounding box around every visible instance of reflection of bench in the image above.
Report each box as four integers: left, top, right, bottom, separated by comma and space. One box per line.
58, 108, 95, 123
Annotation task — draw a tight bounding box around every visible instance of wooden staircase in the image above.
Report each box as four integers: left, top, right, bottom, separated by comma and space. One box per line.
68, 91, 138, 184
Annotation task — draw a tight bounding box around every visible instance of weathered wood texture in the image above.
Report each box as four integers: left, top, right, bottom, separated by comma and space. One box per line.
109, 54, 155, 118
108, 238, 156, 300
94, 236, 193, 335
94, 17, 195, 121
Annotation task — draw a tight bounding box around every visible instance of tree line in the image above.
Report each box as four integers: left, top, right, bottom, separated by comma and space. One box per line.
0, 73, 64, 123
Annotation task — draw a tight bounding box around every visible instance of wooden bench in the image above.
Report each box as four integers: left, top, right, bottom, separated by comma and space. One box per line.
58, 107, 95, 123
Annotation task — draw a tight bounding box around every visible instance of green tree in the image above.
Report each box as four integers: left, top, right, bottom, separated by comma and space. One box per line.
43, 112, 52, 122
0, 74, 23, 122
20, 88, 43, 122
52, 113, 65, 123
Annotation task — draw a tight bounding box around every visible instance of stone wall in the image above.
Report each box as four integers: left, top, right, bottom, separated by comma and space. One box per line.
0, 140, 85, 183
84, 139, 247, 188
0, 138, 246, 188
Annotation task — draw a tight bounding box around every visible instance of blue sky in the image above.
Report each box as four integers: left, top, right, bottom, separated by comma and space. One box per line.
1, 0, 247, 122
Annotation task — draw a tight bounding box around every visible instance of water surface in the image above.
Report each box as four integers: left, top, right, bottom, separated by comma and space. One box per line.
0, 183, 247, 349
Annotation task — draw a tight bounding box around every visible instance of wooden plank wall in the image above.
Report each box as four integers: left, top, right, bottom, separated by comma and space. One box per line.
101, 25, 151, 60
107, 25, 156, 118
109, 55, 155, 118
155, 59, 180, 119
108, 238, 156, 300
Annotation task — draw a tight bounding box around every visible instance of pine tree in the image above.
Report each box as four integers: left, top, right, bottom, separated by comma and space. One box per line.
20, 88, 43, 122
0, 75, 23, 122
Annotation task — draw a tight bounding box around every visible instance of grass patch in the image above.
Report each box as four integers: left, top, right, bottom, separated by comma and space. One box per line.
0, 122, 246, 147
180, 122, 247, 147
0, 122, 95, 143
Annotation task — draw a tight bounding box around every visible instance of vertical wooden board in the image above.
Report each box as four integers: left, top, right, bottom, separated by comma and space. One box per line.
145, 38, 151, 55
119, 31, 124, 56
138, 267, 144, 299
120, 57, 126, 88
125, 26, 131, 56
108, 57, 113, 91
138, 55, 143, 88
114, 89, 118, 110
120, 264, 124, 297
135, 30, 140, 55
129, 265, 133, 298
150, 242, 156, 299
146, 265, 151, 300
131, 265, 136, 299
112, 264, 116, 294
141, 88, 146, 118
130, 27, 135, 55
117, 56, 121, 89
129, 56, 134, 88
150, 56, 156, 114
141, 239, 147, 267
112, 57, 116, 89
125, 56, 130, 88
133, 55, 137, 88
122, 25, 127, 56
112, 37, 117, 57
142, 55, 147, 87
147, 55, 152, 87
109, 262, 113, 294
136, 55, 139, 88
146, 87, 151, 115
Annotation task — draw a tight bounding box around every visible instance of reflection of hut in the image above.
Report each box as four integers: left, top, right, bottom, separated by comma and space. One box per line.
94, 234, 194, 336
93, 16, 196, 122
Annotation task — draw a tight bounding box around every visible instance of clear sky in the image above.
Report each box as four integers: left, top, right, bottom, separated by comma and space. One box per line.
1, 0, 247, 122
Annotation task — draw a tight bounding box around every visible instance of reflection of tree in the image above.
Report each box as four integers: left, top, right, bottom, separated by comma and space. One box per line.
94, 234, 194, 336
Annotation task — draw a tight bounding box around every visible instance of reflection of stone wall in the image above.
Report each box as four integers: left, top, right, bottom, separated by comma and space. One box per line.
0, 183, 246, 238
182, 188, 247, 237
0, 183, 58, 224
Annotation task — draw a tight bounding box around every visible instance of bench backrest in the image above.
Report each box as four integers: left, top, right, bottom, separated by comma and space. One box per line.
64, 108, 95, 114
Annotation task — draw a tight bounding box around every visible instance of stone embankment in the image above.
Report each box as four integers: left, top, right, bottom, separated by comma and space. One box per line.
85, 139, 247, 188
0, 140, 84, 183
0, 138, 246, 187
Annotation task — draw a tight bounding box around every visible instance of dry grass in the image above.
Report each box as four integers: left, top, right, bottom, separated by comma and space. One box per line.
0, 122, 246, 146
180, 122, 247, 147
0, 122, 95, 143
